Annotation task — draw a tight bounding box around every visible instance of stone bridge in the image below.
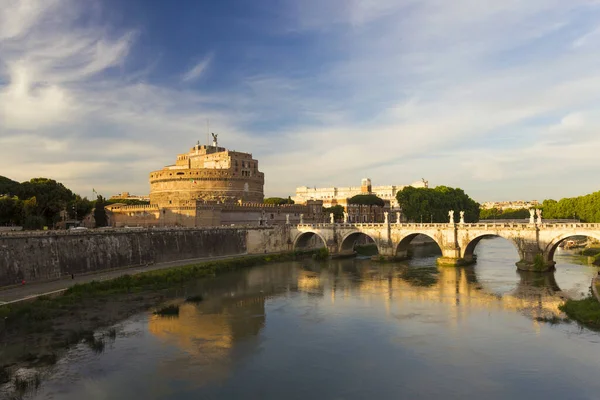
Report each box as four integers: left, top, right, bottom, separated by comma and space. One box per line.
291, 221, 600, 272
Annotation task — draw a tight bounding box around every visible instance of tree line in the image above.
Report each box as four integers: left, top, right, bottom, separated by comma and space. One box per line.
0, 175, 143, 229
542, 191, 600, 222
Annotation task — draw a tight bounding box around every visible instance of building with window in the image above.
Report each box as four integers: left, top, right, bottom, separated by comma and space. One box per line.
293, 178, 429, 210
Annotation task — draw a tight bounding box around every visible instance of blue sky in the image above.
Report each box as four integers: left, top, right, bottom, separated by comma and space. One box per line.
1, 0, 600, 202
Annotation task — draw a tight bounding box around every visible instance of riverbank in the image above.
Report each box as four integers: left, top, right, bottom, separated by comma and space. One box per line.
0, 251, 313, 387
558, 275, 600, 331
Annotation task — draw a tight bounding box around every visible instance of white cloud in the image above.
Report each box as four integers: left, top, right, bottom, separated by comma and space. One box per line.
1, 0, 600, 203
181, 53, 213, 82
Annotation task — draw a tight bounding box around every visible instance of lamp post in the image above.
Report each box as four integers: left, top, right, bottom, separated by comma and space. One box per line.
420, 214, 422, 224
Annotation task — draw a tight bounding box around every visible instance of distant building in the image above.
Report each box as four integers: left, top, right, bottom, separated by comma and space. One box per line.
109, 192, 150, 202
480, 200, 540, 210
293, 178, 429, 209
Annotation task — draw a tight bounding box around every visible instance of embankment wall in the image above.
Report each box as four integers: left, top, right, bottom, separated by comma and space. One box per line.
0, 227, 289, 287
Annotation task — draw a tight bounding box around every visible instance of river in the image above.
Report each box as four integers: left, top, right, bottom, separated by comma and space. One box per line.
16, 238, 600, 399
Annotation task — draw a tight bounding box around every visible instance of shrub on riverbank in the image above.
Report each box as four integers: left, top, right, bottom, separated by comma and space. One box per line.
313, 248, 329, 260
559, 296, 600, 331
354, 244, 378, 256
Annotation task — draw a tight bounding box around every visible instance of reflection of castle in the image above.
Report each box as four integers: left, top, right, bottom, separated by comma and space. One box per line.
106, 139, 323, 227
147, 265, 296, 386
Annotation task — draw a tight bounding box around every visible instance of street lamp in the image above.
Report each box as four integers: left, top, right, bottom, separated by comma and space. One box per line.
430, 214, 433, 223
420, 214, 422, 224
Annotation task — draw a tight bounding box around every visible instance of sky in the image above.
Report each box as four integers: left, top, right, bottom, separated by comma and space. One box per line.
1, 0, 600, 203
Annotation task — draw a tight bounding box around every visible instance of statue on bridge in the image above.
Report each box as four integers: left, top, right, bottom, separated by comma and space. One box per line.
459, 211, 465, 224
396, 212, 401, 224
343, 212, 348, 224
286, 214, 290, 225
330, 213, 335, 224
448, 210, 455, 224
384, 211, 389, 225
536, 209, 543, 225
299, 214, 304, 224
529, 209, 535, 224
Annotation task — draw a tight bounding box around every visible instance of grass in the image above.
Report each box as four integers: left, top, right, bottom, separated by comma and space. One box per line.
559, 296, 600, 331
0, 251, 315, 331
154, 305, 179, 317
185, 295, 204, 303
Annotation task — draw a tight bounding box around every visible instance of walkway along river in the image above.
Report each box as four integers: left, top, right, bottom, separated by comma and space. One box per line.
2, 238, 600, 400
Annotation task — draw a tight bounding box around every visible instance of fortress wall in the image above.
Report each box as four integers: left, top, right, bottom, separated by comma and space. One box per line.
0, 227, 288, 287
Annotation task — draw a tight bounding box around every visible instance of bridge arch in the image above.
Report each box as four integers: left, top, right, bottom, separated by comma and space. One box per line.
462, 234, 521, 264
339, 231, 378, 255
395, 233, 442, 259
544, 232, 600, 264
293, 231, 327, 251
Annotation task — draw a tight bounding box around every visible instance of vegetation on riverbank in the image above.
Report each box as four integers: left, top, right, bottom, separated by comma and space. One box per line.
354, 244, 379, 256
559, 295, 600, 331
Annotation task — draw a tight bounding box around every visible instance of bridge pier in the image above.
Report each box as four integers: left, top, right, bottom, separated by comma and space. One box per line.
515, 253, 556, 272
436, 247, 469, 267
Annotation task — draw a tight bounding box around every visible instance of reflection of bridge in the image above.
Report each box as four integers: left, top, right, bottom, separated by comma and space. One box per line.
297, 262, 568, 323
292, 222, 600, 272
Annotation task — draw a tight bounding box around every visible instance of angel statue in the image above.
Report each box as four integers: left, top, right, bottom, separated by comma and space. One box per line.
459, 211, 465, 224
448, 210, 455, 224
211, 132, 218, 147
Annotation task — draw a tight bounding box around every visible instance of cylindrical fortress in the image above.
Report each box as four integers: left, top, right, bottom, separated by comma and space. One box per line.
149, 143, 264, 206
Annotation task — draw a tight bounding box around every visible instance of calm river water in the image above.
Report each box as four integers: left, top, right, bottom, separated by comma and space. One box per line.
25, 239, 600, 399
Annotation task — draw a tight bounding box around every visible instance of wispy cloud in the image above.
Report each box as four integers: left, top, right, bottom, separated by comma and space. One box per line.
181, 53, 213, 83
1, 0, 600, 202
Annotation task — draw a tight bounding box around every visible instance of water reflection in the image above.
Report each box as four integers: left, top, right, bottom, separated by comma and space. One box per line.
27, 238, 600, 400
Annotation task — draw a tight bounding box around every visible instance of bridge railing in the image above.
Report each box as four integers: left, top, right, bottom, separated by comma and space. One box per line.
296, 222, 600, 229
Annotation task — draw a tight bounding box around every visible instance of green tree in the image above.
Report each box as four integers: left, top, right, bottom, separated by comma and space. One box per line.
396, 186, 480, 223
94, 195, 108, 227
70, 195, 94, 220
0, 196, 23, 226
0, 176, 20, 196
347, 194, 385, 207
264, 197, 295, 205
480, 208, 529, 220
323, 205, 344, 222
17, 178, 75, 227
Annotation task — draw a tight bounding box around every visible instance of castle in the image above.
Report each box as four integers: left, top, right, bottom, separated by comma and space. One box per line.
149, 136, 264, 207
106, 137, 322, 228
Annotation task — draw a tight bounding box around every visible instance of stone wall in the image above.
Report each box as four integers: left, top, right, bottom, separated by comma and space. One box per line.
0, 227, 287, 287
